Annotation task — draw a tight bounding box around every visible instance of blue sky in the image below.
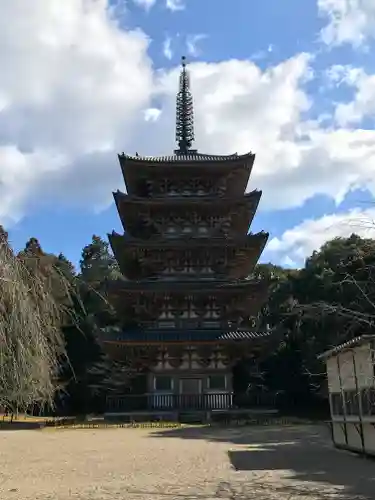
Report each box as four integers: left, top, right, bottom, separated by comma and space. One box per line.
2, 0, 375, 269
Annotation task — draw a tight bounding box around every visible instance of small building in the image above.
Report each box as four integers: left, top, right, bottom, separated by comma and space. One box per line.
318, 335, 375, 457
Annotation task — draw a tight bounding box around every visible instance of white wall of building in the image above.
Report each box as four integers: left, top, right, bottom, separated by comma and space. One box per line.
324, 339, 375, 457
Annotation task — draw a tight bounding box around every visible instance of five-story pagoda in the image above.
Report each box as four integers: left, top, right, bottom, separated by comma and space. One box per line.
102, 57, 273, 416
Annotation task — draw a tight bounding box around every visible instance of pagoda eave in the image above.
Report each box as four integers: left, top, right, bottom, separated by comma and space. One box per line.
118, 151, 255, 167
106, 279, 268, 295
114, 189, 262, 236
109, 231, 268, 280
108, 231, 268, 250
113, 189, 261, 208
119, 153, 256, 196
100, 328, 272, 345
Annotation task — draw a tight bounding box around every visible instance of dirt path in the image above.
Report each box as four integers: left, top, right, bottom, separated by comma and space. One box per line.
0, 424, 374, 499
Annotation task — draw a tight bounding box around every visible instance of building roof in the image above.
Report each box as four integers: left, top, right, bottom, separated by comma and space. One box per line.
317, 334, 375, 360
106, 277, 267, 293
120, 156, 255, 198
119, 152, 254, 164
100, 327, 273, 344
114, 189, 262, 236
108, 230, 269, 249
113, 189, 261, 207
109, 232, 268, 281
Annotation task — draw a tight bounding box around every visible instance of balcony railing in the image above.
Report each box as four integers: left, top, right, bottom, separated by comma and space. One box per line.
106, 392, 277, 413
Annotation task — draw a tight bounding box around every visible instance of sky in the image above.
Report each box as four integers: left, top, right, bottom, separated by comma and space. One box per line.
2, 0, 375, 269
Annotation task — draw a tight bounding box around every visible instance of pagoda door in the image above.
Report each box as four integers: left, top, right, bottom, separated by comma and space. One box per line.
179, 378, 202, 410
180, 377, 202, 394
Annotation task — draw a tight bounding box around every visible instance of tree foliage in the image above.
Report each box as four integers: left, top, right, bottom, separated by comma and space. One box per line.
2, 227, 375, 416
0, 231, 71, 413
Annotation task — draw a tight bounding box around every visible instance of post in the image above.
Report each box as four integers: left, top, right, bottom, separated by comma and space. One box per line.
352, 350, 365, 454
337, 355, 348, 446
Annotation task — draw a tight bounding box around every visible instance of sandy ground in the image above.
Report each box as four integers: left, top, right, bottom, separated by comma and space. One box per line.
1, 424, 375, 500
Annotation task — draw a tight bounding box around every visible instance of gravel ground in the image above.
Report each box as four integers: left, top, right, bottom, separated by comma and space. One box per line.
0, 424, 374, 500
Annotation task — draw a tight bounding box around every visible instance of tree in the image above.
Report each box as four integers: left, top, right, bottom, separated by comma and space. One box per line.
55, 252, 76, 280
300, 234, 375, 335
0, 230, 69, 414
80, 235, 120, 284
79, 235, 121, 325
56, 235, 123, 415
260, 234, 375, 413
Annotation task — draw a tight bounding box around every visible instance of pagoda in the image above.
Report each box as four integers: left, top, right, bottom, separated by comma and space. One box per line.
102, 57, 273, 417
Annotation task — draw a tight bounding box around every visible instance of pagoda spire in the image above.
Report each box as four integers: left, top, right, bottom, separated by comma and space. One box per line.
175, 56, 196, 155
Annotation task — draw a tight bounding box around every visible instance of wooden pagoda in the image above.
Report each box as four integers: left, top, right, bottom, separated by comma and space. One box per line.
102, 57, 275, 420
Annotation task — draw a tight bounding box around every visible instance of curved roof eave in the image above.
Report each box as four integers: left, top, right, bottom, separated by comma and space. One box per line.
112, 188, 261, 205
118, 151, 255, 166
108, 230, 269, 249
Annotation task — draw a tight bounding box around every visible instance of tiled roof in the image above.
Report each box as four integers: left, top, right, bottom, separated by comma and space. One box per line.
119, 152, 254, 163
108, 231, 269, 249
317, 335, 375, 360
107, 278, 266, 292
113, 189, 261, 206
100, 327, 273, 343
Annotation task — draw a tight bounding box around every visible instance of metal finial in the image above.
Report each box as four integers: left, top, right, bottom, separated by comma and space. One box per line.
175, 56, 195, 155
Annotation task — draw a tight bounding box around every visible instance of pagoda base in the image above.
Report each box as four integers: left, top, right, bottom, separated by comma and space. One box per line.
103, 340, 278, 420
105, 390, 277, 420
104, 400, 278, 424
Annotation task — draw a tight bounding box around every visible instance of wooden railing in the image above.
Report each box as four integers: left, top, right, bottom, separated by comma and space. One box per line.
106, 393, 233, 412
106, 392, 277, 413
142, 320, 222, 329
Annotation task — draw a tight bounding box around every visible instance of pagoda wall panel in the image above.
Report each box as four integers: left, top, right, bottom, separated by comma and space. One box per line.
148, 348, 238, 372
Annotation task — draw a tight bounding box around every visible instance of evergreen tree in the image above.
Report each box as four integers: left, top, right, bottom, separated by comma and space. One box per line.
58, 235, 122, 415
80, 235, 120, 284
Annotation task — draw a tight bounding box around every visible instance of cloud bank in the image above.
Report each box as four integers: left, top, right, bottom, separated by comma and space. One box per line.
0, 0, 375, 267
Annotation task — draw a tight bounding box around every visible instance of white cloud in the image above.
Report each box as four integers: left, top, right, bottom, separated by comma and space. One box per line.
143, 108, 161, 122
186, 34, 207, 58
163, 35, 173, 60
165, 0, 185, 11
266, 207, 375, 266
132, 0, 156, 10
325, 63, 354, 86
0, 0, 153, 223
332, 67, 375, 126
153, 56, 375, 211
1, 1, 375, 230
250, 44, 274, 62
319, 0, 375, 47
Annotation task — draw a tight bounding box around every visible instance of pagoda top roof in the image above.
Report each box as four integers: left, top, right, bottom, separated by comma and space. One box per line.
118, 151, 255, 164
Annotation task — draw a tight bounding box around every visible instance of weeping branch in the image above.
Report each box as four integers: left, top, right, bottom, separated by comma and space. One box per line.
0, 234, 70, 413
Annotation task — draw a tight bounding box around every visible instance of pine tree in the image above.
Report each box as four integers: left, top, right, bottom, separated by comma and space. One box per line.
80, 235, 120, 284
79, 234, 120, 326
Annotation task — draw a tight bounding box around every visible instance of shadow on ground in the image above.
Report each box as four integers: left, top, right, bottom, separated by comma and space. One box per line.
0, 421, 44, 431
150, 424, 375, 499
